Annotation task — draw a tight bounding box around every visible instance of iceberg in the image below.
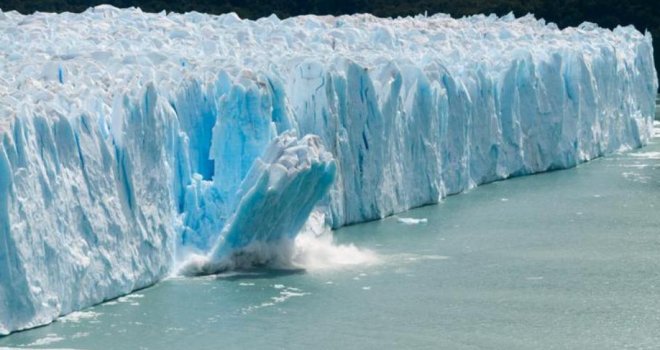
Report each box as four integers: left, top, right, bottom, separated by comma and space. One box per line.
0, 6, 657, 334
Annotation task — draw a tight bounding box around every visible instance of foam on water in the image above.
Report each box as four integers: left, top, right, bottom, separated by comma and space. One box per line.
26, 334, 64, 347
291, 231, 380, 271
290, 211, 380, 271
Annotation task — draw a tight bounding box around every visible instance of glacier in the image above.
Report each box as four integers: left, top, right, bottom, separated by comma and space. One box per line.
0, 5, 657, 334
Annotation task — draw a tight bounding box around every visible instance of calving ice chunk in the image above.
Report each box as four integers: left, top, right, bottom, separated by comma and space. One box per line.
179, 133, 336, 275
0, 5, 656, 334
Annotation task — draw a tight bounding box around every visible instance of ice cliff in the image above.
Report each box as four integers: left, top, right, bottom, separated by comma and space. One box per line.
0, 5, 657, 334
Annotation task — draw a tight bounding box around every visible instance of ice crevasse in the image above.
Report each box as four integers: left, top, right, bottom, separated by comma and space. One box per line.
0, 5, 657, 334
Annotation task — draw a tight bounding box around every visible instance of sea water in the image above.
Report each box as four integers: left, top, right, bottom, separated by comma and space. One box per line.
1, 103, 659, 349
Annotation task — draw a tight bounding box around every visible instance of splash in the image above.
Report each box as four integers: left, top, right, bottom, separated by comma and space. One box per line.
175, 211, 378, 275
291, 232, 379, 271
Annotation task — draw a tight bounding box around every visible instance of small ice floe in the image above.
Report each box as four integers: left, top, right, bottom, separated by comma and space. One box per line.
500, 198, 509, 202
59, 311, 101, 323
396, 217, 428, 225
117, 293, 144, 306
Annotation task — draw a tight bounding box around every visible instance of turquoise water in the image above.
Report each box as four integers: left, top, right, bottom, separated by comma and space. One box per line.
2, 117, 660, 349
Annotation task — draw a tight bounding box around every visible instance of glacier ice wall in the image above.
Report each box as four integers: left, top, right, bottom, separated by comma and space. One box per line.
0, 5, 657, 334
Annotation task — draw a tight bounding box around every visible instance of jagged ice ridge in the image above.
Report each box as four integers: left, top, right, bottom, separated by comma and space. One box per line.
0, 5, 657, 334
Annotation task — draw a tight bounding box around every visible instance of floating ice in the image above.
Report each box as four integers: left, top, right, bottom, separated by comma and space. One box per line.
0, 6, 656, 334
58, 311, 101, 324
396, 217, 429, 225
